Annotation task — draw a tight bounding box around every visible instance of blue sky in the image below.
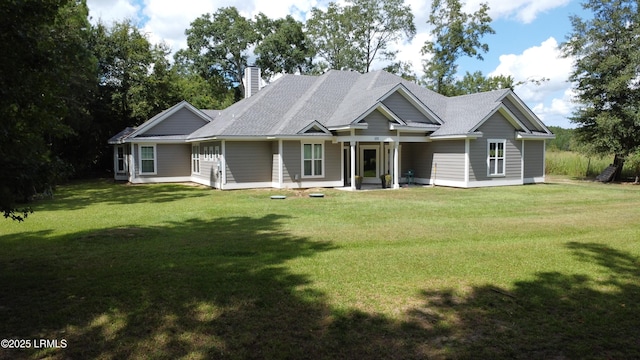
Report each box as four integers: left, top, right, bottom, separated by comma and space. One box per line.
86, 0, 591, 128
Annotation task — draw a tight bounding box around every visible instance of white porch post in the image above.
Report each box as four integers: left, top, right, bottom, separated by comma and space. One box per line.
350, 141, 356, 190
221, 140, 226, 189
393, 141, 400, 189
131, 143, 136, 180
278, 139, 283, 188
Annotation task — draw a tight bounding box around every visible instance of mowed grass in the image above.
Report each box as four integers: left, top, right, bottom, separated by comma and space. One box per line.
1, 179, 640, 359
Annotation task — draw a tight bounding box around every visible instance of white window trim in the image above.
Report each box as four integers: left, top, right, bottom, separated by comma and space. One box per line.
301, 141, 325, 178
192, 145, 200, 174
139, 144, 157, 175
487, 139, 506, 177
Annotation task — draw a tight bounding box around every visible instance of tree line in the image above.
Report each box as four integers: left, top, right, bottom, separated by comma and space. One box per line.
2, 0, 639, 220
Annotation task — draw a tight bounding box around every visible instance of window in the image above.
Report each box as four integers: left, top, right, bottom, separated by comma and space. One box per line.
192, 145, 200, 173
488, 140, 506, 176
116, 146, 126, 173
139, 145, 156, 174
302, 142, 323, 177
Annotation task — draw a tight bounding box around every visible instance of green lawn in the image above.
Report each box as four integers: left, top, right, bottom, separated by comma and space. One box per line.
1, 179, 639, 359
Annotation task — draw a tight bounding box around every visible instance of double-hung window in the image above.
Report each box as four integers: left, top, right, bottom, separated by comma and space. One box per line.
192, 145, 200, 174
116, 145, 126, 173
302, 142, 323, 177
139, 145, 156, 174
488, 140, 506, 176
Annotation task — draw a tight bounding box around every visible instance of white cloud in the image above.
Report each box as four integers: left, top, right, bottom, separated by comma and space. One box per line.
464, 0, 571, 24
489, 37, 576, 127
86, 0, 141, 25
87, 0, 322, 54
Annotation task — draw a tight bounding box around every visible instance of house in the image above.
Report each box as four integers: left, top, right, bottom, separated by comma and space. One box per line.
108, 68, 554, 190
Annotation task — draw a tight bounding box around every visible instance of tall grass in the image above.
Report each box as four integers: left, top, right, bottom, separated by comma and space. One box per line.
546, 150, 611, 178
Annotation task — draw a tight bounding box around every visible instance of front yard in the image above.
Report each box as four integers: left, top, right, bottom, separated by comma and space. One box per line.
1, 178, 639, 359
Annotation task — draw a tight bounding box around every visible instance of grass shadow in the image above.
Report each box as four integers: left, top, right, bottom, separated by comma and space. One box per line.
3, 180, 640, 359
34, 179, 209, 212
411, 242, 640, 359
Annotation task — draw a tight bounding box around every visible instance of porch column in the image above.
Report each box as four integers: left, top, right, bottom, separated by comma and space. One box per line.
393, 141, 400, 189
278, 139, 283, 188
350, 141, 356, 190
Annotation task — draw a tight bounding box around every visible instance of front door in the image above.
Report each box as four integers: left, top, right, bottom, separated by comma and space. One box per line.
360, 145, 380, 184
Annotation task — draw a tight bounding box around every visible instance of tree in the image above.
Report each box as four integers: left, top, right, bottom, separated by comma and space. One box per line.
184, 7, 259, 97
307, 0, 415, 73
422, 0, 494, 95
86, 20, 182, 174
561, 0, 640, 172
0, 0, 95, 221
626, 150, 640, 184
306, 3, 357, 72
451, 71, 515, 95
347, 0, 416, 72
254, 14, 315, 78
383, 61, 419, 82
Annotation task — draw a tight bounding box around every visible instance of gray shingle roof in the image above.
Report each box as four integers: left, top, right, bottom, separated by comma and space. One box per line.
166, 70, 547, 140
108, 127, 136, 144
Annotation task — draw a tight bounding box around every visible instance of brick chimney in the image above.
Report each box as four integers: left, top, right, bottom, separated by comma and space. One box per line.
243, 66, 261, 98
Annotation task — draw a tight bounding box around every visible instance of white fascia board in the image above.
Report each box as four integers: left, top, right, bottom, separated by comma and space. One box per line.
190, 135, 335, 142
328, 124, 368, 131
390, 124, 440, 132
429, 133, 483, 141
125, 138, 187, 144
516, 132, 556, 140
471, 105, 528, 133
298, 120, 332, 135
501, 92, 552, 133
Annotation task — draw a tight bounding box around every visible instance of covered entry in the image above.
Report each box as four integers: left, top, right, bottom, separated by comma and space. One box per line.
343, 141, 401, 188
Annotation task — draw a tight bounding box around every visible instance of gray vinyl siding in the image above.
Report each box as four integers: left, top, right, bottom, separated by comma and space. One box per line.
133, 143, 190, 178
356, 110, 394, 137
469, 112, 522, 181
502, 98, 540, 132
324, 141, 341, 181
225, 141, 272, 183
282, 141, 300, 182
145, 107, 208, 135
432, 141, 465, 181
382, 91, 435, 124
524, 141, 545, 179
404, 143, 433, 179
157, 144, 191, 177
280, 140, 340, 182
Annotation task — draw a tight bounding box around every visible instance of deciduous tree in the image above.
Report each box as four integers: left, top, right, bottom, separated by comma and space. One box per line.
562, 0, 640, 172
422, 0, 494, 95
0, 0, 95, 221
184, 7, 259, 97
254, 14, 315, 78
